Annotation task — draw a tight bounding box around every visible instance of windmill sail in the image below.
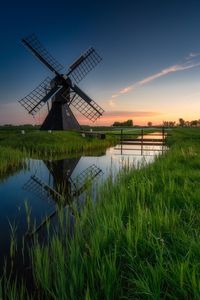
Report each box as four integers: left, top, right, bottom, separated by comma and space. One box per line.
22, 34, 63, 75
23, 175, 62, 203
69, 85, 104, 122
18, 77, 60, 115
67, 47, 102, 83
70, 164, 103, 195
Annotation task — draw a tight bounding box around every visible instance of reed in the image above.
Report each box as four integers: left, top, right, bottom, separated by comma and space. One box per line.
0, 146, 24, 179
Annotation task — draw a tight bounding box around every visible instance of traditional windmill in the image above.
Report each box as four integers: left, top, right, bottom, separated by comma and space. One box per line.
18, 34, 104, 130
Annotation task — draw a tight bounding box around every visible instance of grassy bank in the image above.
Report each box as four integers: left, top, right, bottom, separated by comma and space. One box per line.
0, 129, 117, 177
0, 129, 117, 156
2, 128, 200, 299
0, 126, 157, 159
0, 126, 146, 176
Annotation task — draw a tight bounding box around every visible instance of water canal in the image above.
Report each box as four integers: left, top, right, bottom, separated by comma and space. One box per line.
0, 132, 167, 276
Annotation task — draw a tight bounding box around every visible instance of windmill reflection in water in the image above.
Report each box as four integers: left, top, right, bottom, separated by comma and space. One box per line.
23, 158, 103, 238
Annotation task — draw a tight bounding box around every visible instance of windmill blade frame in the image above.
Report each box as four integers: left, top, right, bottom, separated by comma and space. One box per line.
67, 85, 104, 122
67, 47, 102, 84
22, 34, 63, 75
70, 164, 103, 195
18, 77, 61, 115
23, 175, 57, 203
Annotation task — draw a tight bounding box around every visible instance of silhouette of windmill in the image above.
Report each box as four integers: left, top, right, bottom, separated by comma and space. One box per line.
23, 158, 103, 236
18, 34, 104, 130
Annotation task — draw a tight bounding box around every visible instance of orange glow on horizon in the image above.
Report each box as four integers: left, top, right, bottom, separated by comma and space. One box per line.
0, 102, 199, 127
1, 113, 200, 127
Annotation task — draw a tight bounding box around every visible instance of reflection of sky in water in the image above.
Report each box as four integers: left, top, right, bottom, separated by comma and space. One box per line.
72, 140, 167, 183
0, 134, 167, 269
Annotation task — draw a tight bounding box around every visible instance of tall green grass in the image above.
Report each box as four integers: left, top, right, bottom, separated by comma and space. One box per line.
0, 146, 24, 179
1, 128, 200, 299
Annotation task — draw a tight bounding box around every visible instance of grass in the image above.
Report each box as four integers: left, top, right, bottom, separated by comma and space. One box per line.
0, 125, 151, 176
0, 129, 117, 156
0, 127, 118, 177
0, 146, 24, 179
0, 126, 157, 155
2, 128, 200, 299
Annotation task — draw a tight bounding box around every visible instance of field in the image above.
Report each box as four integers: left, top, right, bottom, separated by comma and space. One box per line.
0, 128, 200, 299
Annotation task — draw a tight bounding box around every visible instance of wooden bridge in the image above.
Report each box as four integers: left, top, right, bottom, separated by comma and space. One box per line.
114, 127, 167, 154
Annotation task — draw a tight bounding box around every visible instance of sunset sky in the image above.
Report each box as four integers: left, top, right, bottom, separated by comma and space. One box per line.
1, 0, 200, 126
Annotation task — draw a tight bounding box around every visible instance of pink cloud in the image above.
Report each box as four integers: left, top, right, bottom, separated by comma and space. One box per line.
119, 85, 133, 94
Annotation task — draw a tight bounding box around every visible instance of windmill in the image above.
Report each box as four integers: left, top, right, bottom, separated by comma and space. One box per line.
18, 34, 104, 130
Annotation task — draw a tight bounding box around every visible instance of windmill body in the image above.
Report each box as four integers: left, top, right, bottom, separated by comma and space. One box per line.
19, 34, 104, 130
40, 85, 80, 130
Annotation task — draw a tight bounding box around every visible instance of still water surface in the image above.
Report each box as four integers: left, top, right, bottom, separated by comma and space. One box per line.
0, 133, 167, 272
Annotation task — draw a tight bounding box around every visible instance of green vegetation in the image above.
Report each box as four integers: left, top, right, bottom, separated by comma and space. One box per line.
0, 126, 151, 177
0, 129, 116, 156
1, 128, 200, 299
0, 146, 24, 179
0, 128, 118, 177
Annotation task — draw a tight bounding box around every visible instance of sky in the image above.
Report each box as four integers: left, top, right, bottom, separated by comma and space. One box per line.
1, 0, 200, 126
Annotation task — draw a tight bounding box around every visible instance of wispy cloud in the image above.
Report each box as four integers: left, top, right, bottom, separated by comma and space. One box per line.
109, 52, 200, 106
138, 61, 200, 85
186, 52, 200, 60
119, 85, 133, 94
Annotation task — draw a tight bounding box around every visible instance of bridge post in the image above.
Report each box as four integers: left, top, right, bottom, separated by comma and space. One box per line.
120, 129, 123, 154
162, 127, 165, 144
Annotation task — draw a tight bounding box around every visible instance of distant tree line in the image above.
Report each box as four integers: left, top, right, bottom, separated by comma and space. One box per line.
145, 118, 200, 127
177, 118, 200, 127
162, 121, 176, 127
113, 119, 133, 127
112, 118, 200, 128
162, 118, 200, 127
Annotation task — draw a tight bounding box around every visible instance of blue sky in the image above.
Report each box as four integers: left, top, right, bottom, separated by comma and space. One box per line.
1, 0, 200, 125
